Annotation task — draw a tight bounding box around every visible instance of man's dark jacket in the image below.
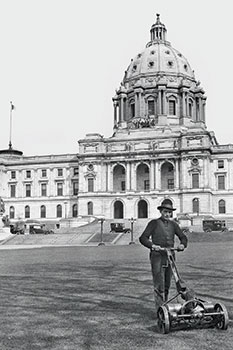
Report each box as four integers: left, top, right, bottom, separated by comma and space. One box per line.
139, 217, 188, 250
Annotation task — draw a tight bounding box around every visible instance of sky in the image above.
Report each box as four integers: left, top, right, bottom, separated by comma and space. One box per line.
0, 0, 233, 156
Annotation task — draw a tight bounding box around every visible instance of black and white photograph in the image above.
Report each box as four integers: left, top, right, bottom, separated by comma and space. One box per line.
0, 0, 232, 349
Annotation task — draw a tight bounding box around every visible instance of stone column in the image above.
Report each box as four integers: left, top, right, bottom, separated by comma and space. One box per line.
150, 161, 155, 190
175, 160, 180, 189
193, 98, 197, 121
108, 164, 113, 192
203, 99, 206, 123
119, 98, 122, 122
126, 162, 131, 191
161, 89, 165, 114
203, 157, 209, 188
113, 101, 118, 125
199, 97, 202, 121
155, 161, 160, 190
137, 92, 141, 117
105, 163, 108, 192
158, 90, 161, 115
131, 163, 137, 191
228, 159, 232, 190
182, 92, 186, 117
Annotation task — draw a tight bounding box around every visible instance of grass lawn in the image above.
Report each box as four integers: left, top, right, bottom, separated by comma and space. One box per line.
0, 236, 232, 350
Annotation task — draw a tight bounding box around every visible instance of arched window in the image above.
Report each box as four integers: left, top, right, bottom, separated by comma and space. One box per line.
114, 200, 124, 219
168, 100, 176, 115
129, 101, 135, 118
136, 163, 150, 191
188, 99, 193, 117
148, 99, 155, 116
138, 200, 148, 218
25, 205, 30, 219
192, 198, 199, 214
40, 205, 46, 218
219, 200, 226, 214
72, 204, 78, 217
161, 162, 174, 190
113, 164, 126, 192
87, 201, 93, 215
56, 204, 62, 218
9, 206, 15, 219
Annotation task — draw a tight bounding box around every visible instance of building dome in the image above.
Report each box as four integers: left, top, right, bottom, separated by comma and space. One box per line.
124, 14, 194, 85
113, 14, 206, 131
125, 41, 194, 82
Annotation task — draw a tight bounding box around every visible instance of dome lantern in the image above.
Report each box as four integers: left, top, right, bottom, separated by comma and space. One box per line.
150, 14, 167, 42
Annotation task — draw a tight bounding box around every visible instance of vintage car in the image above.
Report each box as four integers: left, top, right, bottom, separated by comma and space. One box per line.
110, 223, 131, 234
10, 224, 25, 235
29, 224, 54, 235
202, 219, 227, 233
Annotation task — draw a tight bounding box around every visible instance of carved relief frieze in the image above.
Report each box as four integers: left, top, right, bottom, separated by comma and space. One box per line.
128, 116, 156, 129
84, 143, 98, 153
111, 143, 126, 152
134, 142, 150, 151
187, 138, 202, 147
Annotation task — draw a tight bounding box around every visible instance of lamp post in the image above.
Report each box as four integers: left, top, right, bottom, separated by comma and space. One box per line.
98, 217, 105, 246
64, 201, 68, 219
128, 217, 136, 245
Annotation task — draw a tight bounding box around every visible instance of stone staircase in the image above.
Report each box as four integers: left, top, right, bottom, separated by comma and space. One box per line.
1, 218, 150, 247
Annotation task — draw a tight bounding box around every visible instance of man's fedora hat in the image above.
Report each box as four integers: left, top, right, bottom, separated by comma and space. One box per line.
157, 203, 176, 211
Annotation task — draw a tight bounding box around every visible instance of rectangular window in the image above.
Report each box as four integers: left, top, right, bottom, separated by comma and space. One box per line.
25, 184, 31, 197
169, 100, 176, 115
218, 160, 224, 169
121, 181, 125, 191
11, 171, 16, 179
10, 184, 16, 198
58, 168, 63, 177
73, 167, 79, 176
57, 183, 63, 196
144, 180, 150, 191
148, 100, 155, 116
26, 170, 31, 178
88, 178, 94, 192
167, 179, 174, 189
42, 169, 47, 177
41, 183, 47, 196
73, 182, 78, 195
192, 173, 199, 189
218, 175, 225, 190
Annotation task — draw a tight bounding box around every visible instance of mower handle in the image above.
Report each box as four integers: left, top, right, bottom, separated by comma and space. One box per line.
151, 246, 184, 252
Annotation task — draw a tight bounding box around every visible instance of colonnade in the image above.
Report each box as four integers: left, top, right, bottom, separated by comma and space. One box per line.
113, 88, 206, 126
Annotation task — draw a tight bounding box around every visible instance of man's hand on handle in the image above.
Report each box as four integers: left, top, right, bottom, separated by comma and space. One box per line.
151, 244, 161, 251
177, 244, 185, 251
151, 244, 185, 251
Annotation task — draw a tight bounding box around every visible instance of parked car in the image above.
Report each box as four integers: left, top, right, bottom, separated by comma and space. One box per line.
10, 224, 25, 235
110, 223, 131, 234
202, 219, 227, 233
29, 224, 54, 235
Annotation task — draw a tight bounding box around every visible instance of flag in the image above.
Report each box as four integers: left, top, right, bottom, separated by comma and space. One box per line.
10, 102, 15, 111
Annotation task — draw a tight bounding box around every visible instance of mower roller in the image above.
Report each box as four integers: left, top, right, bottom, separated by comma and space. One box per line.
156, 247, 229, 334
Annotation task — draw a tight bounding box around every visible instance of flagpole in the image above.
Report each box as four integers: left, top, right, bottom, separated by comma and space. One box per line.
9, 101, 14, 149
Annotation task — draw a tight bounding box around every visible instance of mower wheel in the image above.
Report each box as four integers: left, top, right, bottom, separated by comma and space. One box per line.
214, 303, 229, 330
157, 306, 170, 334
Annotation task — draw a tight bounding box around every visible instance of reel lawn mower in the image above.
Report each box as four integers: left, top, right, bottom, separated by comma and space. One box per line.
157, 247, 229, 334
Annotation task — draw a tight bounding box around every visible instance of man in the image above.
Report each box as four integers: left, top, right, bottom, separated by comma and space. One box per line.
139, 201, 188, 312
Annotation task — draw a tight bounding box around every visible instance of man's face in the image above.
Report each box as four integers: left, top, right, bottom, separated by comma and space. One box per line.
160, 209, 172, 220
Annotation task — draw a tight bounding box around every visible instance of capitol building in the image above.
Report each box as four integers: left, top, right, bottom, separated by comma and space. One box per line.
1, 14, 233, 225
